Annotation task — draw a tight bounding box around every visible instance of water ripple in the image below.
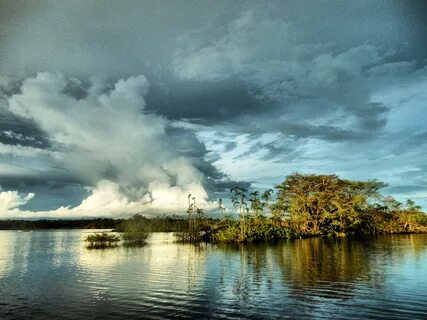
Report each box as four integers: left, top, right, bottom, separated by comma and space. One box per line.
0, 231, 427, 319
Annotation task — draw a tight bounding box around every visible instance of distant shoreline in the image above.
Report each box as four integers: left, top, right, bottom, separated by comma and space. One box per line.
0, 216, 188, 232
0, 218, 120, 230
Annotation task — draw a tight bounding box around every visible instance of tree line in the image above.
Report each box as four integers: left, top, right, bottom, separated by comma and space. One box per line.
0, 215, 189, 231
2, 173, 426, 244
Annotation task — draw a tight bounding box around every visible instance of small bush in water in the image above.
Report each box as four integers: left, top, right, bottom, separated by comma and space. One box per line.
118, 214, 149, 245
85, 233, 121, 248
122, 231, 149, 244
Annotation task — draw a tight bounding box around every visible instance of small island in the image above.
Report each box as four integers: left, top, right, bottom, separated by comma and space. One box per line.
176, 173, 427, 243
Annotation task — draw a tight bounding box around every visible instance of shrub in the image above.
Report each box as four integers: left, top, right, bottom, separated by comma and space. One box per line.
122, 231, 149, 244
116, 214, 149, 245
85, 232, 121, 248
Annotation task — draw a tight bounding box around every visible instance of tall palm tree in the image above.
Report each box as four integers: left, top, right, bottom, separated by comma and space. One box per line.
187, 194, 192, 231
218, 198, 225, 218
192, 196, 196, 232
262, 189, 274, 215
249, 191, 262, 217
230, 186, 248, 238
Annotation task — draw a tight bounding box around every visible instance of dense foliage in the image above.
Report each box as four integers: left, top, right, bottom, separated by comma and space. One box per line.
182, 173, 427, 243
116, 214, 149, 245
114, 214, 189, 232
273, 174, 427, 236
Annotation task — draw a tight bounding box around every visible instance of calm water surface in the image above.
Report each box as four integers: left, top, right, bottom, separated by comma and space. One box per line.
0, 231, 426, 319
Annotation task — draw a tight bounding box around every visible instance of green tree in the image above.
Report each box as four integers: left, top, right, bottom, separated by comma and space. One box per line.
249, 191, 263, 217
274, 173, 386, 235
230, 186, 248, 239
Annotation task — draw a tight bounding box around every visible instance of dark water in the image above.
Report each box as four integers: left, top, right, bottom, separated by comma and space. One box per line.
0, 231, 426, 319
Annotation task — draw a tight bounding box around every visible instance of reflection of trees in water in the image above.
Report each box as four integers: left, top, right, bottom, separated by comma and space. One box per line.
217, 243, 280, 306
216, 237, 391, 306
182, 243, 208, 292
362, 234, 427, 275
282, 239, 366, 281
138, 234, 209, 294
219, 235, 427, 305
78, 232, 210, 299
276, 237, 376, 301
231, 246, 251, 305
374, 234, 427, 256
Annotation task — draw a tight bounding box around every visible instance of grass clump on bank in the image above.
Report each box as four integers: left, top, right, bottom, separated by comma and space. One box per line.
121, 231, 149, 245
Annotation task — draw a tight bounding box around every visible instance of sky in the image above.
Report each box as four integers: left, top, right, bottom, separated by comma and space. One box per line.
0, 0, 426, 218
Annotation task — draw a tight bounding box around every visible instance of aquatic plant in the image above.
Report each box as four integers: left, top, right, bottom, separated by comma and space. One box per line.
122, 231, 149, 244
85, 232, 121, 248
118, 214, 150, 245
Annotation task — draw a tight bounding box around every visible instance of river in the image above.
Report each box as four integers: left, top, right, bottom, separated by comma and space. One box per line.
0, 231, 426, 319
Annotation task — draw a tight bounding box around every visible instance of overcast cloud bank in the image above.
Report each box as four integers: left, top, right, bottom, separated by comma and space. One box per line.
0, 1, 426, 217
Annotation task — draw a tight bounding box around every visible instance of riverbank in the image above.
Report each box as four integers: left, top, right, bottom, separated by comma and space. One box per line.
174, 215, 427, 244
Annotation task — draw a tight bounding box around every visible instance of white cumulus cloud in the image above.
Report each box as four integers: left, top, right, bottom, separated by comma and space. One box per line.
0, 72, 216, 218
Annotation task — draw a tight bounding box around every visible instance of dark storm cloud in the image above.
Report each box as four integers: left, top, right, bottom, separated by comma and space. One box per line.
0, 164, 86, 210
387, 130, 427, 156
166, 126, 248, 194
146, 78, 273, 124
13, 182, 88, 211
0, 0, 423, 134
354, 103, 390, 131
0, 172, 79, 189
244, 139, 304, 163
0, 109, 50, 149
0, 77, 51, 149
253, 120, 363, 142
224, 142, 238, 153
0, 0, 248, 78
